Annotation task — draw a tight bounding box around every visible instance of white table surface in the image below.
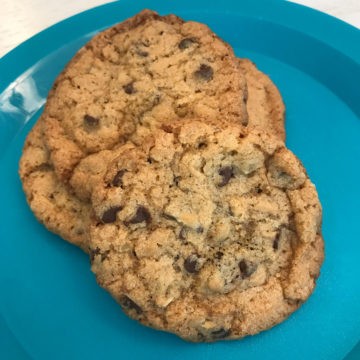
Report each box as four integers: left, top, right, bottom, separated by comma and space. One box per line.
0, 0, 359, 58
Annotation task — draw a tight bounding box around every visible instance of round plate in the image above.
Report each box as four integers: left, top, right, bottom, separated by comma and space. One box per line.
1, 0, 360, 359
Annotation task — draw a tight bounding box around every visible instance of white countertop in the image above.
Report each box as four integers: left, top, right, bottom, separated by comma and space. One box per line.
0, 0, 359, 58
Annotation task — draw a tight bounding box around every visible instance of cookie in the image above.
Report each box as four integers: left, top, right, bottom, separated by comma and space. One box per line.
238, 59, 285, 141
69, 58, 286, 202
19, 120, 92, 251
88, 120, 324, 342
18, 57, 286, 248
42, 9, 248, 183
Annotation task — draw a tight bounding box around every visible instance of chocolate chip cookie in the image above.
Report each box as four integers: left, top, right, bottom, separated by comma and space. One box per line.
42, 9, 248, 183
18, 56, 287, 249
89, 120, 324, 342
69, 58, 286, 202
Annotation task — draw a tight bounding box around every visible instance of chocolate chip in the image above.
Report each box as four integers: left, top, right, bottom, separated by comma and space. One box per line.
120, 295, 142, 314
196, 226, 204, 234
211, 328, 231, 339
101, 206, 122, 223
127, 206, 151, 225
112, 169, 127, 187
84, 114, 100, 128
218, 166, 233, 187
123, 82, 136, 94
184, 255, 200, 273
194, 64, 214, 81
214, 251, 224, 259
178, 37, 197, 49
90, 247, 101, 262
239, 260, 257, 278
137, 49, 149, 57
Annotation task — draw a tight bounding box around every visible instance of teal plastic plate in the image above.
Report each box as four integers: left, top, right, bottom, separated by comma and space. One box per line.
1, 1, 360, 359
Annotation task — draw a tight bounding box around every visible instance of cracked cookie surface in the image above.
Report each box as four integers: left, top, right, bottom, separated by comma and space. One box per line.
42, 9, 248, 183
18, 56, 287, 248
89, 120, 324, 342
69, 58, 286, 202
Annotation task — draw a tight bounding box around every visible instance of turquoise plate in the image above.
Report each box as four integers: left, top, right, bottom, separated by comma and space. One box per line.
1, 0, 360, 359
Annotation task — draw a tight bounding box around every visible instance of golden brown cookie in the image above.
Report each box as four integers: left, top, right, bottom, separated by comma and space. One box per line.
18, 56, 287, 249
89, 120, 324, 342
42, 9, 248, 183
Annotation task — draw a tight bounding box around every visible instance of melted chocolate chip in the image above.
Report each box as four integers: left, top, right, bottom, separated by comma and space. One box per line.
123, 82, 136, 94
101, 206, 122, 223
120, 295, 142, 314
84, 114, 100, 128
178, 37, 197, 49
211, 328, 231, 339
112, 169, 127, 187
218, 166, 233, 187
239, 260, 256, 278
184, 255, 200, 273
194, 64, 214, 81
127, 206, 151, 225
